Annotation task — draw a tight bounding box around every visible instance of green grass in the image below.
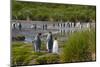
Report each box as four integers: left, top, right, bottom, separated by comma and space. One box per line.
12, 42, 34, 66
60, 29, 96, 63
12, 41, 48, 66
34, 53, 60, 64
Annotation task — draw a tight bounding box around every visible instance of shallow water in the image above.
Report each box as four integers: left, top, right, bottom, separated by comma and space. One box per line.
11, 21, 95, 43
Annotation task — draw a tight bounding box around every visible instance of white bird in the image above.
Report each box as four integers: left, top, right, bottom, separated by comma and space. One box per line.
52, 38, 59, 54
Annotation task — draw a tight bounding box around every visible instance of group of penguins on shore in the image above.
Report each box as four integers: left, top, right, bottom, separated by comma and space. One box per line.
12, 22, 92, 31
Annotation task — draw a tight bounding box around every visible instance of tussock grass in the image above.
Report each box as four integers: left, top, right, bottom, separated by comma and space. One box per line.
60, 29, 96, 63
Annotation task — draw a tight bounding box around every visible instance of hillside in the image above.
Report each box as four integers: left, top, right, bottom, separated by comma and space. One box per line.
12, 0, 96, 22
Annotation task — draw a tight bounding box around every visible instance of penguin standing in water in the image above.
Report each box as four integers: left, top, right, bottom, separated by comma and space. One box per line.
34, 24, 37, 30
12, 23, 16, 29
58, 23, 59, 27
45, 24, 47, 30
43, 24, 44, 30
18, 23, 22, 31
63, 23, 65, 28
31, 24, 34, 29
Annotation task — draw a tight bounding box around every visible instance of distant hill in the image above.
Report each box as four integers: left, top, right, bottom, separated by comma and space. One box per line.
12, 0, 96, 22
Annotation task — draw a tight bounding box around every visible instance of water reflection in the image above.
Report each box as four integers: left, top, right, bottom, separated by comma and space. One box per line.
12, 21, 95, 43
